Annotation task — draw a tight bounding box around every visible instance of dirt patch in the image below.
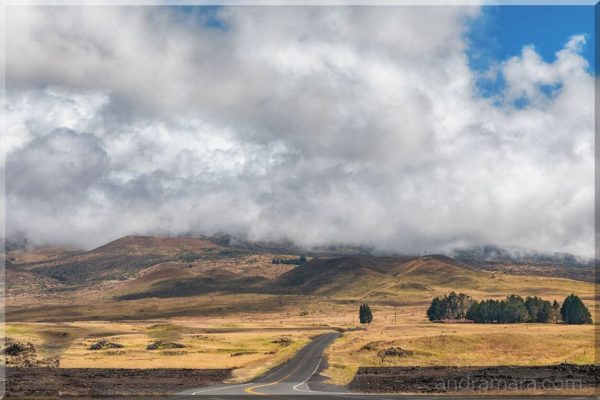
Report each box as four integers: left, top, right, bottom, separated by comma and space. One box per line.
89, 339, 124, 350
42, 331, 69, 338
5, 367, 232, 397
272, 337, 293, 346
377, 347, 413, 358
231, 351, 257, 357
146, 340, 186, 350
359, 341, 384, 351
350, 364, 600, 393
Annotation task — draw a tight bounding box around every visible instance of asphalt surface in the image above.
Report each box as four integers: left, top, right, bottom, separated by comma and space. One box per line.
179, 332, 342, 397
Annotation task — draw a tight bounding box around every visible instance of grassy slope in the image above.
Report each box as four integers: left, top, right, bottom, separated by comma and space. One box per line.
323, 321, 596, 385
4, 241, 597, 385
272, 255, 595, 304
7, 252, 596, 323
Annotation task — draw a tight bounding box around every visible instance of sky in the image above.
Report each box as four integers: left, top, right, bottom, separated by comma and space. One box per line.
3, 5, 595, 257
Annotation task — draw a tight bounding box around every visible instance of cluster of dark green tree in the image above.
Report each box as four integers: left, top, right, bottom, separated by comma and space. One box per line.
272, 255, 307, 265
359, 303, 373, 324
466, 295, 559, 323
427, 292, 592, 324
426, 291, 473, 321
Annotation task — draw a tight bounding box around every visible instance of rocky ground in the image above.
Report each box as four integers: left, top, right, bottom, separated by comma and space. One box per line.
1, 338, 58, 368
3, 367, 232, 397
350, 364, 600, 393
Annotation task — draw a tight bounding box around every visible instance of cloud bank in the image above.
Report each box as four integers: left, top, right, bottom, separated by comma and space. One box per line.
3, 6, 594, 257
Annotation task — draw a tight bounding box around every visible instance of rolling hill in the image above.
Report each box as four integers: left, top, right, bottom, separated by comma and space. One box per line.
91, 235, 220, 256
10, 236, 222, 285
268, 255, 481, 296
269, 256, 407, 295
5, 236, 596, 304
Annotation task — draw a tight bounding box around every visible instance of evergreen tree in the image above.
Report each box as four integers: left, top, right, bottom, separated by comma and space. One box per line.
466, 295, 552, 323
359, 303, 373, 324
466, 301, 480, 321
525, 297, 540, 321
426, 297, 442, 321
502, 295, 530, 323
525, 296, 552, 322
364, 304, 373, 324
359, 304, 365, 323
550, 300, 561, 323
457, 293, 472, 319
426, 292, 472, 321
538, 300, 552, 323
560, 294, 592, 324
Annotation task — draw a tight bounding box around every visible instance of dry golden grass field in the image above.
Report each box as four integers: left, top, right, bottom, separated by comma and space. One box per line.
3, 237, 598, 387
4, 294, 597, 384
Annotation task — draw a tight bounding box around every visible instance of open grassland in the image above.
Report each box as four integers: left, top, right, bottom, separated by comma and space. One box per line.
4, 293, 597, 386
361, 267, 597, 305
6, 268, 597, 323
3, 320, 330, 382
322, 312, 597, 385
5, 243, 598, 389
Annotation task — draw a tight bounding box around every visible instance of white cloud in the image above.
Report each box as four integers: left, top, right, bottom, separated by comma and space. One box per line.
3, 6, 594, 257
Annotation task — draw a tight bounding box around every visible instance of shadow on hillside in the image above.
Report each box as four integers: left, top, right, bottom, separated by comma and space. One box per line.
114, 275, 269, 300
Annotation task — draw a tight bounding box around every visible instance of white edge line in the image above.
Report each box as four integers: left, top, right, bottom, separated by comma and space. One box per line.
292, 357, 322, 392
290, 357, 359, 396
293, 333, 360, 395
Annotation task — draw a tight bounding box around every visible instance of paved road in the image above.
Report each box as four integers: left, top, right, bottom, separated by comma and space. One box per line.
179, 332, 342, 397
177, 333, 595, 400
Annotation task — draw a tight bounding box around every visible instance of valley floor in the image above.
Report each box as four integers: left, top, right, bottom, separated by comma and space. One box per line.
3, 295, 597, 387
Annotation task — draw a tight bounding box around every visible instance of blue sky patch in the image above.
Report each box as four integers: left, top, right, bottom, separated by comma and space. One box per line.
170, 5, 227, 31
466, 5, 595, 98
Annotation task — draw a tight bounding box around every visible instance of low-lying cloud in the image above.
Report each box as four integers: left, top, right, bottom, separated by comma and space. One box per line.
3, 6, 594, 257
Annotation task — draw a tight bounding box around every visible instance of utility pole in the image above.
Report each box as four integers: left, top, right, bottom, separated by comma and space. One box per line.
394, 307, 397, 326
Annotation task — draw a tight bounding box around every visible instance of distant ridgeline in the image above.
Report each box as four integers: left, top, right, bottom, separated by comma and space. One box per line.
427, 292, 592, 324
272, 255, 307, 265
452, 245, 593, 266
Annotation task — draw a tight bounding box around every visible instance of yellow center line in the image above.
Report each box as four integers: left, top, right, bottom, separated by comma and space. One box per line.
244, 358, 307, 395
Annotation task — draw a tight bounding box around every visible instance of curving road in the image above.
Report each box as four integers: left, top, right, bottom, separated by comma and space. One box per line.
176, 334, 581, 400
178, 332, 343, 397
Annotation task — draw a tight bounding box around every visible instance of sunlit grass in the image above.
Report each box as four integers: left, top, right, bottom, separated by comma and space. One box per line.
323, 322, 596, 385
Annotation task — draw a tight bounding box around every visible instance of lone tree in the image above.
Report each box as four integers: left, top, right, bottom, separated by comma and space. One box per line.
359, 303, 373, 324
560, 294, 592, 324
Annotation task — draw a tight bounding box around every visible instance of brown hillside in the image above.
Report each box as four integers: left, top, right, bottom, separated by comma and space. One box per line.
91, 235, 220, 256
7, 246, 84, 265
393, 255, 470, 276
13, 236, 220, 285
270, 256, 406, 294
269, 255, 480, 295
